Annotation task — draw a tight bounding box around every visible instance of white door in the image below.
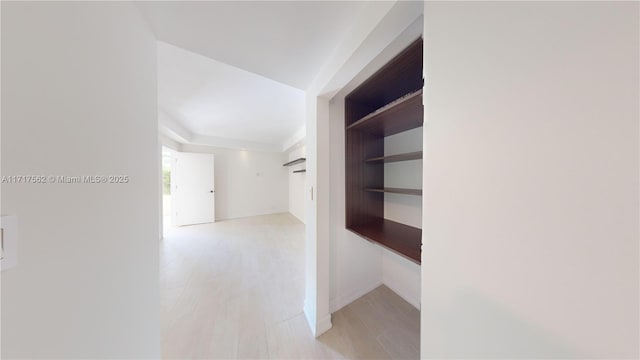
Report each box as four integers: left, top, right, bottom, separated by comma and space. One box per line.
172, 152, 215, 226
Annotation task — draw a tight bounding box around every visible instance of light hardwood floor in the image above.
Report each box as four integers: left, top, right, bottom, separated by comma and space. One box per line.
161, 213, 420, 359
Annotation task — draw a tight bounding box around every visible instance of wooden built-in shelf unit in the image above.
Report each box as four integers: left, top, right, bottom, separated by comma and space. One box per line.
283, 157, 306, 174
365, 151, 422, 163
345, 38, 423, 264
364, 188, 422, 196
283, 158, 306, 167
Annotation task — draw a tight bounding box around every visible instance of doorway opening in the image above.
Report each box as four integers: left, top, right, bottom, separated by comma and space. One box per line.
162, 146, 173, 228
172, 152, 216, 226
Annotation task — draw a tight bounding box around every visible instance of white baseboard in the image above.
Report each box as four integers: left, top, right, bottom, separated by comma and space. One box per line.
316, 313, 332, 336
303, 300, 332, 337
289, 211, 305, 224
329, 278, 383, 313
215, 210, 289, 222
383, 279, 420, 310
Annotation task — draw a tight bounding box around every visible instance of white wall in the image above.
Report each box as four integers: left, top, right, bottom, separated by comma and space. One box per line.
422, 2, 639, 358
286, 144, 306, 223
180, 144, 288, 220
1, 2, 160, 358
329, 95, 384, 311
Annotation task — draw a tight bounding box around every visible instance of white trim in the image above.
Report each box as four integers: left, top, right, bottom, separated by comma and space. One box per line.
316, 314, 332, 336
159, 108, 287, 153
329, 278, 383, 313
303, 300, 315, 334
214, 211, 290, 223
304, 299, 332, 337
159, 109, 193, 143
159, 133, 183, 152
384, 278, 420, 310
189, 134, 281, 153
281, 126, 306, 152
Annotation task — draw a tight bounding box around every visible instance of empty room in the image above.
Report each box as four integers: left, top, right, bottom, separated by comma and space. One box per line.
1, 1, 638, 360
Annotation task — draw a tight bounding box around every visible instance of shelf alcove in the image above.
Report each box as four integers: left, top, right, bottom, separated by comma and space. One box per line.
345, 38, 423, 265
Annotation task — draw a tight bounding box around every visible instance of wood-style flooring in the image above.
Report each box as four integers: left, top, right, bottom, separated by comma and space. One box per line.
160, 213, 419, 359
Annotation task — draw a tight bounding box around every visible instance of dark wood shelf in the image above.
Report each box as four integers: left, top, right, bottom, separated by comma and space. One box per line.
345, 38, 423, 264
346, 90, 423, 137
365, 151, 422, 163
347, 219, 421, 264
346, 38, 423, 123
293, 169, 306, 173
364, 187, 422, 196
283, 158, 306, 167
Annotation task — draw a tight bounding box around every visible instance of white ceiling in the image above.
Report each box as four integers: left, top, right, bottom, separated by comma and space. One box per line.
157, 41, 305, 147
139, 1, 368, 90
140, 1, 370, 151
